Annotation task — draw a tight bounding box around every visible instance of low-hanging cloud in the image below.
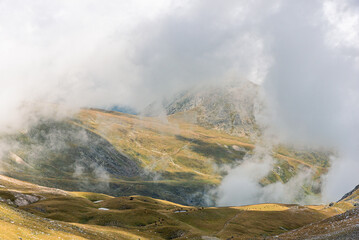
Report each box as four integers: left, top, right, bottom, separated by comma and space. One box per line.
214, 144, 319, 206
0, 0, 271, 133
263, 0, 359, 201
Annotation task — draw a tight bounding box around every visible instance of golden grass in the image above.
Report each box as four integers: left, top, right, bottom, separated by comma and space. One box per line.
0, 174, 344, 240
230, 203, 290, 211
0, 203, 102, 240
307, 205, 346, 217
70, 192, 114, 201
333, 201, 356, 212
74, 109, 327, 187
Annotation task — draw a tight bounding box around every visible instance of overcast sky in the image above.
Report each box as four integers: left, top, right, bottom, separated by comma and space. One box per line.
0, 0, 359, 201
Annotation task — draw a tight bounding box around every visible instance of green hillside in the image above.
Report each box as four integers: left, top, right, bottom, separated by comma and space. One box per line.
0, 108, 330, 206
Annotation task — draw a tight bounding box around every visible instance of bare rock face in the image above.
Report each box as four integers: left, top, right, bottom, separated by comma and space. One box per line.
13, 193, 40, 207
144, 81, 260, 137
0, 192, 40, 207
0, 197, 14, 206
338, 184, 359, 202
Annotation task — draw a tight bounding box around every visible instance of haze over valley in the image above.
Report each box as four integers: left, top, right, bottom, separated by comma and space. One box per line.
0, 0, 359, 239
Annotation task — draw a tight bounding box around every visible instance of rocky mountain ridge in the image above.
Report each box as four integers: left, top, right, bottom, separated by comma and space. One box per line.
144, 81, 260, 137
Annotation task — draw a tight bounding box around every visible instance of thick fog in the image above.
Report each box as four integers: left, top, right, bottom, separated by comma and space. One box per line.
0, 0, 273, 132
0, 0, 358, 204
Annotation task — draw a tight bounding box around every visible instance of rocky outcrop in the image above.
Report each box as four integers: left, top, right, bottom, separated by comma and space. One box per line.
144, 82, 260, 137
13, 193, 40, 206
338, 184, 359, 202
0, 192, 40, 207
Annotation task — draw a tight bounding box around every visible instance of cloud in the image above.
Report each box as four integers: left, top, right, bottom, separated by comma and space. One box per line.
201, 0, 359, 205
0, 0, 358, 204
131, 0, 275, 94
0, 0, 275, 133
215, 146, 274, 206
214, 143, 319, 206
263, 0, 359, 200
0, 0, 171, 132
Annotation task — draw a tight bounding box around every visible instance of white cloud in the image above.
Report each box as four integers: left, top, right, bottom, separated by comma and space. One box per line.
0, 0, 359, 203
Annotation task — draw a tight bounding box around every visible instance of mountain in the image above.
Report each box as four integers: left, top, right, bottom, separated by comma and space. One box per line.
327, 184, 359, 211
0, 108, 330, 206
0, 174, 345, 240
337, 184, 359, 203
144, 82, 259, 137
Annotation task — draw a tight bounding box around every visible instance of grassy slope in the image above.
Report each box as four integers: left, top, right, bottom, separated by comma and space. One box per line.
270, 185, 359, 239
75, 109, 252, 180
75, 109, 330, 195
0, 203, 151, 240
327, 184, 359, 212
273, 207, 359, 240
0, 175, 344, 240
0, 108, 330, 205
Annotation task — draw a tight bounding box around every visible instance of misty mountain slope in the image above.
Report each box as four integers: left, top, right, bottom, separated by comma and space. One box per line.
25, 120, 142, 177
0, 174, 344, 240
0, 119, 213, 206
144, 82, 259, 137
75, 109, 330, 202
143, 84, 331, 201
0, 120, 144, 192
0, 108, 330, 206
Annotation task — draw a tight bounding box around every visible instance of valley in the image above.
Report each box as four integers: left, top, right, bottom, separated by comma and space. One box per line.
0, 107, 347, 239
0, 174, 352, 239
1, 0, 358, 238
